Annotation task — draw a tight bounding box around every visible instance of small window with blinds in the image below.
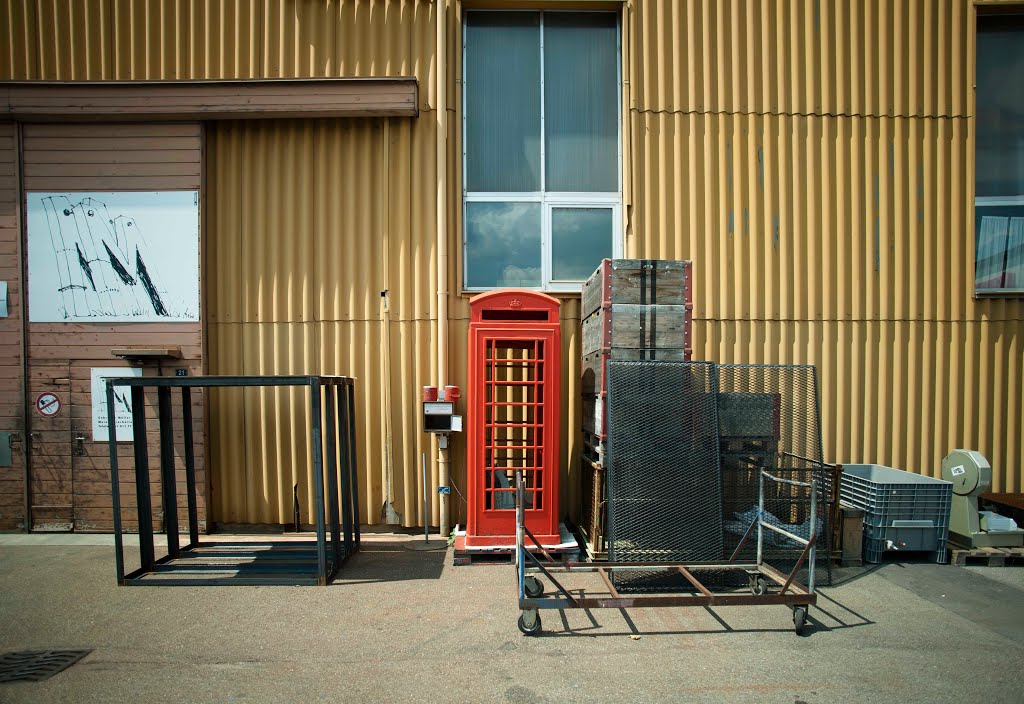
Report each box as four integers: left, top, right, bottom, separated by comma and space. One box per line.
463, 11, 622, 291
975, 14, 1024, 295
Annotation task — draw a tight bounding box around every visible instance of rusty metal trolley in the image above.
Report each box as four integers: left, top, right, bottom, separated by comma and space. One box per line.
514, 468, 819, 635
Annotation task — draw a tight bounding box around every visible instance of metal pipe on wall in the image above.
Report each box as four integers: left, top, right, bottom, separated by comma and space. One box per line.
15, 122, 31, 533
436, 0, 450, 538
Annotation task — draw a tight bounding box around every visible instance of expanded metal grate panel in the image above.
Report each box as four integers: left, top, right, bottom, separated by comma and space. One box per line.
606, 361, 723, 574
717, 364, 831, 587
0, 649, 92, 683
602, 361, 831, 591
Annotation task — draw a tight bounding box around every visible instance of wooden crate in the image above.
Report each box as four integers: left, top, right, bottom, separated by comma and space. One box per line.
582, 346, 694, 438
578, 258, 695, 553
838, 503, 864, 567
580, 455, 606, 559
582, 303, 693, 357
582, 258, 693, 321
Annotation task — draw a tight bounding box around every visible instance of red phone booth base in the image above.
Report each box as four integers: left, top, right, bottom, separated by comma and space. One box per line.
461, 530, 562, 549
454, 529, 566, 556
465, 290, 562, 548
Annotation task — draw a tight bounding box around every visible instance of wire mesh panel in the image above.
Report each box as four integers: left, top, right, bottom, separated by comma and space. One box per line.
606, 361, 723, 568
601, 361, 831, 592
717, 364, 831, 587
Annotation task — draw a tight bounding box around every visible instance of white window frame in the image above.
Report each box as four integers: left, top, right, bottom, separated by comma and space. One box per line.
974, 195, 1024, 296
462, 10, 623, 293
974, 13, 1024, 298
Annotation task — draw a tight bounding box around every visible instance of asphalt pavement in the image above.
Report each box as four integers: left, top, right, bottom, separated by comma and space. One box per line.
0, 533, 1021, 704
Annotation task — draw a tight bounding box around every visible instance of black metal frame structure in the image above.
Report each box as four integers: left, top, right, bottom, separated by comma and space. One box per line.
106, 375, 360, 586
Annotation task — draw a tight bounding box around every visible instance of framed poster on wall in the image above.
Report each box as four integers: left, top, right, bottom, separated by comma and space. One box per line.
26, 191, 200, 323
91, 367, 143, 442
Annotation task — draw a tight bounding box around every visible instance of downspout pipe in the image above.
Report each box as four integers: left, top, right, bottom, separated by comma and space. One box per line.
15, 122, 30, 533
436, 0, 450, 538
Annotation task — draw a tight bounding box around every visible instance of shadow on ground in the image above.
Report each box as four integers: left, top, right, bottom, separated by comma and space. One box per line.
332, 541, 449, 584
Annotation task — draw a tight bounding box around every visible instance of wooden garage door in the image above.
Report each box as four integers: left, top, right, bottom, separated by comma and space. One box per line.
22, 122, 204, 532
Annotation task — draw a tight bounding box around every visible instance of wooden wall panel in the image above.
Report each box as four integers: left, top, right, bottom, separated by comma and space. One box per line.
22, 122, 201, 191
0, 122, 24, 530
22, 122, 204, 532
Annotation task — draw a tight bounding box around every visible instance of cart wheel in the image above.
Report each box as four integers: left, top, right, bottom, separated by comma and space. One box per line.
749, 576, 766, 596
793, 606, 807, 635
518, 610, 542, 636
524, 576, 544, 598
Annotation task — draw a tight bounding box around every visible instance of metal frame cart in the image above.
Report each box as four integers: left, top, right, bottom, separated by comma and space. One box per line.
514, 468, 819, 635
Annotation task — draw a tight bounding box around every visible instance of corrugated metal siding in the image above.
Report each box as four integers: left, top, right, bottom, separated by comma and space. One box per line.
206, 118, 442, 526
630, 111, 1020, 325
627, 0, 1024, 494
630, 0, 979, 118
0, 1, 36, 79
34, 0, 114, 80
1, 0, 437, 107
6, 0, 1022, 524
0, 122, 25, 530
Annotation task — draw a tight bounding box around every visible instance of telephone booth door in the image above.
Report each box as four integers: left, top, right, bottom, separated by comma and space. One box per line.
466, 290, 561, 547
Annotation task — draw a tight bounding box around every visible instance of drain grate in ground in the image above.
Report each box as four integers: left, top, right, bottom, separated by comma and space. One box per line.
0, 650, 93, 683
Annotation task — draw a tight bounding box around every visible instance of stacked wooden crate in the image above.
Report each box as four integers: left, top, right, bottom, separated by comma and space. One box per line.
579, 259, 694, 557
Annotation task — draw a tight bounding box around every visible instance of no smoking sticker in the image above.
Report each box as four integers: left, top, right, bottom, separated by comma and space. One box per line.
35, 392, 62, 418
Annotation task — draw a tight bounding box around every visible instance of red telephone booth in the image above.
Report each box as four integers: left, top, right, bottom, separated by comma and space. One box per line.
466, 290, 561, 547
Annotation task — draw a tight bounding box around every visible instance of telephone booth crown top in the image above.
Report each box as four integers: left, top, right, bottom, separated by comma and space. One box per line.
469, 289, 560, 324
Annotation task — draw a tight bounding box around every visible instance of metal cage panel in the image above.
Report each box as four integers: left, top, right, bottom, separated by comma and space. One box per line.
602, 361, 832, 591
717, 364, 831, 587
606, 361, 723, 564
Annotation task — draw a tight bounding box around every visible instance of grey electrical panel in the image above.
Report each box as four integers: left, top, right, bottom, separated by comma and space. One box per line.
0, 432, 13, 467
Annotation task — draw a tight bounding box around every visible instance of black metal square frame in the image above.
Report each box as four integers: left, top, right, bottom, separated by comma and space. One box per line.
105, 375, 360, 586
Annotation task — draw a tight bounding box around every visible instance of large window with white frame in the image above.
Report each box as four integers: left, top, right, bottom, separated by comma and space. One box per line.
975, 12, 1024, 295
463, 10, 622, 291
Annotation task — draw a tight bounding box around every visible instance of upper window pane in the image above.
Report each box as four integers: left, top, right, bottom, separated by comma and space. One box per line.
976, 15, 1024, 198
465, 13, 541, 192
544, 13, 619, 192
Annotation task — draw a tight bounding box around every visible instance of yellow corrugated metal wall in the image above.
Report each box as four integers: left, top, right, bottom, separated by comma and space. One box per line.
3, 0, 1021, 527
205, 116, 443, 525
626, 0, 1022, 491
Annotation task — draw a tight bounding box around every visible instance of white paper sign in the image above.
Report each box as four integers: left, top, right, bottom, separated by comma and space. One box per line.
950, 465, 966, 477
92, 367, 143, 441
27, 191, 200, 322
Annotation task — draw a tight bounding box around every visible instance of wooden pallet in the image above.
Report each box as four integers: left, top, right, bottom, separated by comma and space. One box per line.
948, 544, 1024, 567
451, 527, 579, 566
